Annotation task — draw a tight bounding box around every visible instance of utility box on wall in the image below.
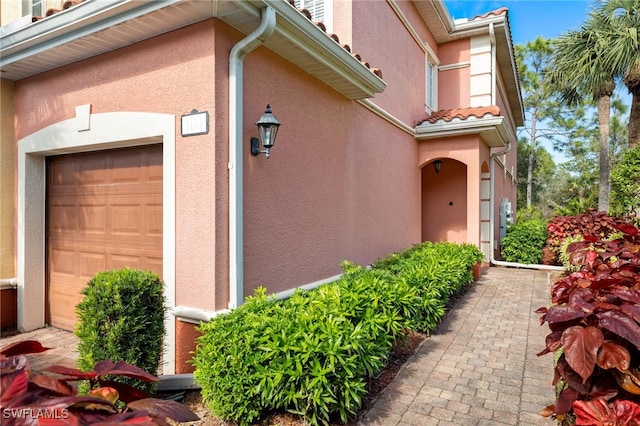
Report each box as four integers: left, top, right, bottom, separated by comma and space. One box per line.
499, 197, 513, 246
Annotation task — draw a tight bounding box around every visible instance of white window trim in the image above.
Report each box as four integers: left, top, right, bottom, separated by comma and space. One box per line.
425, 54, 439, 113
21, 0, 42, 17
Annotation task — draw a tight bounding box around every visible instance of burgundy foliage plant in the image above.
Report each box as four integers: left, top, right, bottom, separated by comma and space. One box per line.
0, 340, 199, 425
537, 223, 640, 425
545, 210, 632, 264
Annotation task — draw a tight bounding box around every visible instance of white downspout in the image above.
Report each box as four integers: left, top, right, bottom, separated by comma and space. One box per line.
228, 6, 277, 310
489, 144, 564, 271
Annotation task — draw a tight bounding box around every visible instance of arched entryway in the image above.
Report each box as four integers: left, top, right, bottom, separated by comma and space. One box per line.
421, 158, 467, 243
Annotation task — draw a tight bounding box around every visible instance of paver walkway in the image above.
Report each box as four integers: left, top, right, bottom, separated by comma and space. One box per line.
357, 267, 558, 426
1, 267, 558, 425
1, 326, 78, 372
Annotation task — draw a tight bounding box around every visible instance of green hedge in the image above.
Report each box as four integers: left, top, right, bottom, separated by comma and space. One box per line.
192, 241, 484, 426
500, 219, 547, 264
75, 268, 166, 393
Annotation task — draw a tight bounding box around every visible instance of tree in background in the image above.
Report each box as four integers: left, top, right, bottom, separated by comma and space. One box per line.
515, 37, 557, 209
516, 137, 555, 216
546, 0, 639, 210
542, 96, 628, 216
600, 0, 640, 148
546, 13, 616, 212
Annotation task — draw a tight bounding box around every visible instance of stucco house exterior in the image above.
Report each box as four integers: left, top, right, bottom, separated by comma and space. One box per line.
0, 0, 522, 376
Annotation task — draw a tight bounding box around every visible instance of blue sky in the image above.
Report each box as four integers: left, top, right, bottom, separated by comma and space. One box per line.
443, 0, 594, 44
444, 1, 597, 164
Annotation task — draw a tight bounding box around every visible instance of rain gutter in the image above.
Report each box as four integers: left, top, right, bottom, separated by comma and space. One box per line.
228, 6, 277, 310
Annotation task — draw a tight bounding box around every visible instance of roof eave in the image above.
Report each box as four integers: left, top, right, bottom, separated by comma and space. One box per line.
238, 0, 386, 99
415, 116, 513, 148
0, 0, 386, 100
413, 3, 524, 127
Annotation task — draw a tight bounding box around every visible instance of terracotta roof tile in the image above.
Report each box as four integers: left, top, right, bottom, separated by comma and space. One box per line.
417, 106, 501, 125
29, 0, 383, 80
469, 7, 508, 21
32, 0, 85, 22
288, 0, 382, 79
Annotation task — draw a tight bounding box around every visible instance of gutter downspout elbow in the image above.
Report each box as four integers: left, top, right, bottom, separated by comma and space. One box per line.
228, 7, 277, 310
489, 143, 564, 271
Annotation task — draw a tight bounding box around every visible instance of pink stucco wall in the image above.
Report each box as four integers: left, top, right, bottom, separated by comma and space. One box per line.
438, 39, 471, 110
14, 16, 422, 313
346, 1, 430, 125
495, 69, 519, 179
234, 24, 421, 297
13, 2, 519, 324
14, 20, 220, 311
418, 135, 483, 245
421, 159, 468, 242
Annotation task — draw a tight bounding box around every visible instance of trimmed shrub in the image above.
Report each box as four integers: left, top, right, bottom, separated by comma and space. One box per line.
192, 241, 483, 425
75, 268, 166, 393
500, 219, 547, 264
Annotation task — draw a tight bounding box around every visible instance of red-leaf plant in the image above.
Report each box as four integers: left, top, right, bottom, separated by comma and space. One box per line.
545, 210, 632, 265
537, 223, 640, 425
0, 340, 199, 425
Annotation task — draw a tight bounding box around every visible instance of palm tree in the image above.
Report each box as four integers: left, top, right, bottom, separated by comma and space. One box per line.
599, 0, 640, 148
546, 17, 616, 211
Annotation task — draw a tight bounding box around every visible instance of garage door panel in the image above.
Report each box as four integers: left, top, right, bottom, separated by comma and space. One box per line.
47, 145, 163, 331
79, 205, 107, 234
78, 156, 109, 186
48, 205, 76, 231
48, 156, 76, 187
49, 248, 77, 276
48, 290, 79, 331
110, 254, 143, 271
112, 150, 142, 175
147, 205, 163, 235
78, 252, 108, 278
111, 205, 142, 234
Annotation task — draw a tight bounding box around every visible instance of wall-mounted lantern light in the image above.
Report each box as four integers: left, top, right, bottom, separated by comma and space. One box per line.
251, 104, 281, 159
434, 159, 442, 175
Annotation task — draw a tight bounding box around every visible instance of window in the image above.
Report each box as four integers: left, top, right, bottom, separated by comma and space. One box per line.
294, 0, 333, 32
426, 58, 438, 112
21, 0, 43, 17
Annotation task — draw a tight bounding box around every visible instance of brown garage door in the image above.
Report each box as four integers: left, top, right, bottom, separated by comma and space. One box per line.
46, 145, 163, 331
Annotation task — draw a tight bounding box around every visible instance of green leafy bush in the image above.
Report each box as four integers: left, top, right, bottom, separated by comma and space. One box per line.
611, 145, 640, 216
500, 219, 547, 264
192, 241, 483, 425
75, 268, 166, 393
